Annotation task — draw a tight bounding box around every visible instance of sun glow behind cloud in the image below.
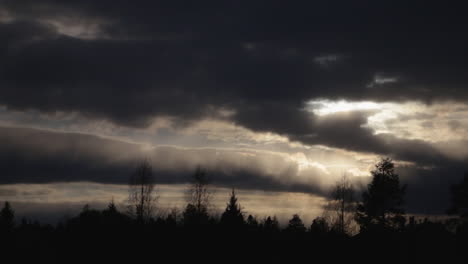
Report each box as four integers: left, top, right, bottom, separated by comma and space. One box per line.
307, 100, 382, 116
308, 99, 468, 139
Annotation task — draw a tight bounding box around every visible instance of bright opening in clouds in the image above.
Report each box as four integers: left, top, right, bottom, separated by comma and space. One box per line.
307, 100, 382, 116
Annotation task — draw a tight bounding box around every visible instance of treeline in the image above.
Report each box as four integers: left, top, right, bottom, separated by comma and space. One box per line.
1, 158, 468, 263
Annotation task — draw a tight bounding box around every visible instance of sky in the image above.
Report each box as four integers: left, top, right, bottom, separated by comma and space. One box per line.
0, 1, 467, 223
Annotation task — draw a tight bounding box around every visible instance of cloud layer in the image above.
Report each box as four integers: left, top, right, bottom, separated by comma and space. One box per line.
1, 1, 468, 142
0, 126, 337, 195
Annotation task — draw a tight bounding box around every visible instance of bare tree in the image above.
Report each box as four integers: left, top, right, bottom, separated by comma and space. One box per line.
128, 160, 157, 223
183, 167, 212, 226
324, 174, 356, 235
186, 166, 212, 214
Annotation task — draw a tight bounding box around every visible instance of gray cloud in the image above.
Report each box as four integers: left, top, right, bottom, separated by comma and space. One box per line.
0, 126, 467, 215
0, 1, 467, 147
420, 121, 434, 129
0, 126, 332, 196
448, 120, 462, 131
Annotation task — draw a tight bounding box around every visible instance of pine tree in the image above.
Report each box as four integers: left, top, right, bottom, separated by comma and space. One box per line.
263, 216, 279, 232
355, 157, 406, 231
246, 215, 258, 228
0, 201, 15, 230
286, 214, 306, 233
448, 173, 468, 217
220, 189, 244, 228
310, 217, 330, 234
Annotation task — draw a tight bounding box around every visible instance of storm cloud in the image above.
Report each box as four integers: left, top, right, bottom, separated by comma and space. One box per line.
1, 1, 468, 136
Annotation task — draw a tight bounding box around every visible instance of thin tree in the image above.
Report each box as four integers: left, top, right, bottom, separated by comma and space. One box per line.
325, 174, 356, 235
186, 167, 211, 212
448, 173, 468, 218
355, 157, 406, 231
183, 167, 212, 226
128, 160, 157, 223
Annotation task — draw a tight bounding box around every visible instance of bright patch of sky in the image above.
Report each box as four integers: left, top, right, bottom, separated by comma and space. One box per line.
307, 99, 468, 143
0, 182, 327, 225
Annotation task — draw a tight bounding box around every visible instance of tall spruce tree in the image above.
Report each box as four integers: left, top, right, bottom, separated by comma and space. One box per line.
220, 189, 244, 228
355, 157, 406, 231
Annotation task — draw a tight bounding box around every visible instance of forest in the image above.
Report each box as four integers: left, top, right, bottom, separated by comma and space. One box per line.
1, 157, 468, 263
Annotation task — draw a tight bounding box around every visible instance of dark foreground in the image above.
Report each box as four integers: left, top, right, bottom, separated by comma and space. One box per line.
2, 213, 468, 264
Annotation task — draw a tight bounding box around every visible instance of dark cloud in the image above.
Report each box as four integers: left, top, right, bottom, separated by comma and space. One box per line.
281, 111, 453, 167
420, 121, 434, 129
0, 1, 467, 134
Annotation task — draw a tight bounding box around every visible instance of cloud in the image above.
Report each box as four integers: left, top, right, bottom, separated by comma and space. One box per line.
1, 126, 467, 215
0, 126, 336, 196
0, 1, 467, 137
448, 120, 461, 131
420, 121, 434, 129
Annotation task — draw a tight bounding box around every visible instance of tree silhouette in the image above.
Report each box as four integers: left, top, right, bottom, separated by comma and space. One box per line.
448, 173, 468, 217
103, 200, 118, 216
182, 203, 209, 227
165, 207, 179, 228
183, 167, 212, 226
102, 200, 130, 226
246, 215, 259, 230
285, 214, 306, 233
187, 167, 211, 212
262, 216, 279, 232
355, 157, 406, 231
128, 160, 157, 223
220, 189, 245, 228
0, 201, 15, 230
310, 216, 330, 234
325, 174, 356, 235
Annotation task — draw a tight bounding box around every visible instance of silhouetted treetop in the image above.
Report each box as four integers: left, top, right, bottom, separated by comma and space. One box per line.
0, 201, 14, 230
186, 167, 212, 213
262, 216, 279, 232
326, 174, 356, 235
286, 214, 306, 233
246, 215, 258, 229
128, 160, 157, 223
310, 216, 330, 234
448, 173, 468, 217
220, 189, 245, 228
183, 167, 213, 227
356, 157, 406, 231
